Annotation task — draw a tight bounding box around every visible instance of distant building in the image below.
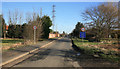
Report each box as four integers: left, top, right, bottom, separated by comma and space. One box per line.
49, 33, 56, 38
55, 33, 60, 37
49, 33, 60, 38
6, 25, 9, 30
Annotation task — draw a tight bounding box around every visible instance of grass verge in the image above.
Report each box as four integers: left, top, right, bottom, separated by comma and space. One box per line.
72, 38, 120, 63
1, 39, 24, 47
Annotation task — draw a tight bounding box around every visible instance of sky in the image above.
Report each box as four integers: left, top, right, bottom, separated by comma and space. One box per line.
1, 2, 116, 34
1, 0, 119, 2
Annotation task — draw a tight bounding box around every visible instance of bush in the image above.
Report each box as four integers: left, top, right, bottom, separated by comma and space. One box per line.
88, 37, 100, 42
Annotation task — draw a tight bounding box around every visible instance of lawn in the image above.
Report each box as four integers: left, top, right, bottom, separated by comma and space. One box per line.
1, 39, 24, 47
72, 38, 120, 63
74, 39, 99, 46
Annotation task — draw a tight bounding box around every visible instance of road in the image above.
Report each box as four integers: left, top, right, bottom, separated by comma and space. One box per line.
3, 37, 119, 68
9, 38, 79, 67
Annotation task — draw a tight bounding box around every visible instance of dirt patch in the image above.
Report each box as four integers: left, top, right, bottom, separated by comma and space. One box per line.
65, 49, 119, 67
2, 42, 23, 50
89, 44, 120, 52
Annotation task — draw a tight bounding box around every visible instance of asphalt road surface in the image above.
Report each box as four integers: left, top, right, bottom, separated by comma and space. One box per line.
3, 37, 119, 68
12, 38, 78, 67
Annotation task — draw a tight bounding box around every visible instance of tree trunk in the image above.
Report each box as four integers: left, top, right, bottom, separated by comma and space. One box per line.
4, 31, 6, 39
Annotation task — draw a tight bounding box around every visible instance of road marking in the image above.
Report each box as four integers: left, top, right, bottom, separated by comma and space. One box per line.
0, 37, 62, 66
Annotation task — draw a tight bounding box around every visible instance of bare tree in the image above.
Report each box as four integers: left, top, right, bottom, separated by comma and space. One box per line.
103, 3, 118, 38
1, 15, 6, 38
26, 12, 32, 23
8, 10, 12, 25
14, 9, 19, 28
23, 9, 43, 42
8, 9, 19, 27
82, 3, 118, 41
19, 12, 23, 26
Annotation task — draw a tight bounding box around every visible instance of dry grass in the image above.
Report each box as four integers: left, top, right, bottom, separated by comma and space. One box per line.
1, 38, 24, 50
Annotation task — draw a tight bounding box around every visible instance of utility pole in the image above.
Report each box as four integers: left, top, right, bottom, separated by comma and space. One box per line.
52, 5, 55, 33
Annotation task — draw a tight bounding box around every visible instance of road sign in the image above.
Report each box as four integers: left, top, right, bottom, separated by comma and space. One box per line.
33, 26, 37, 29
81, 27, 85, 32
80, 32, 86, 38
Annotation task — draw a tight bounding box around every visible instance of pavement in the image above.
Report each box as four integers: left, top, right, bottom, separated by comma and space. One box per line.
2, 37, 119, 69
